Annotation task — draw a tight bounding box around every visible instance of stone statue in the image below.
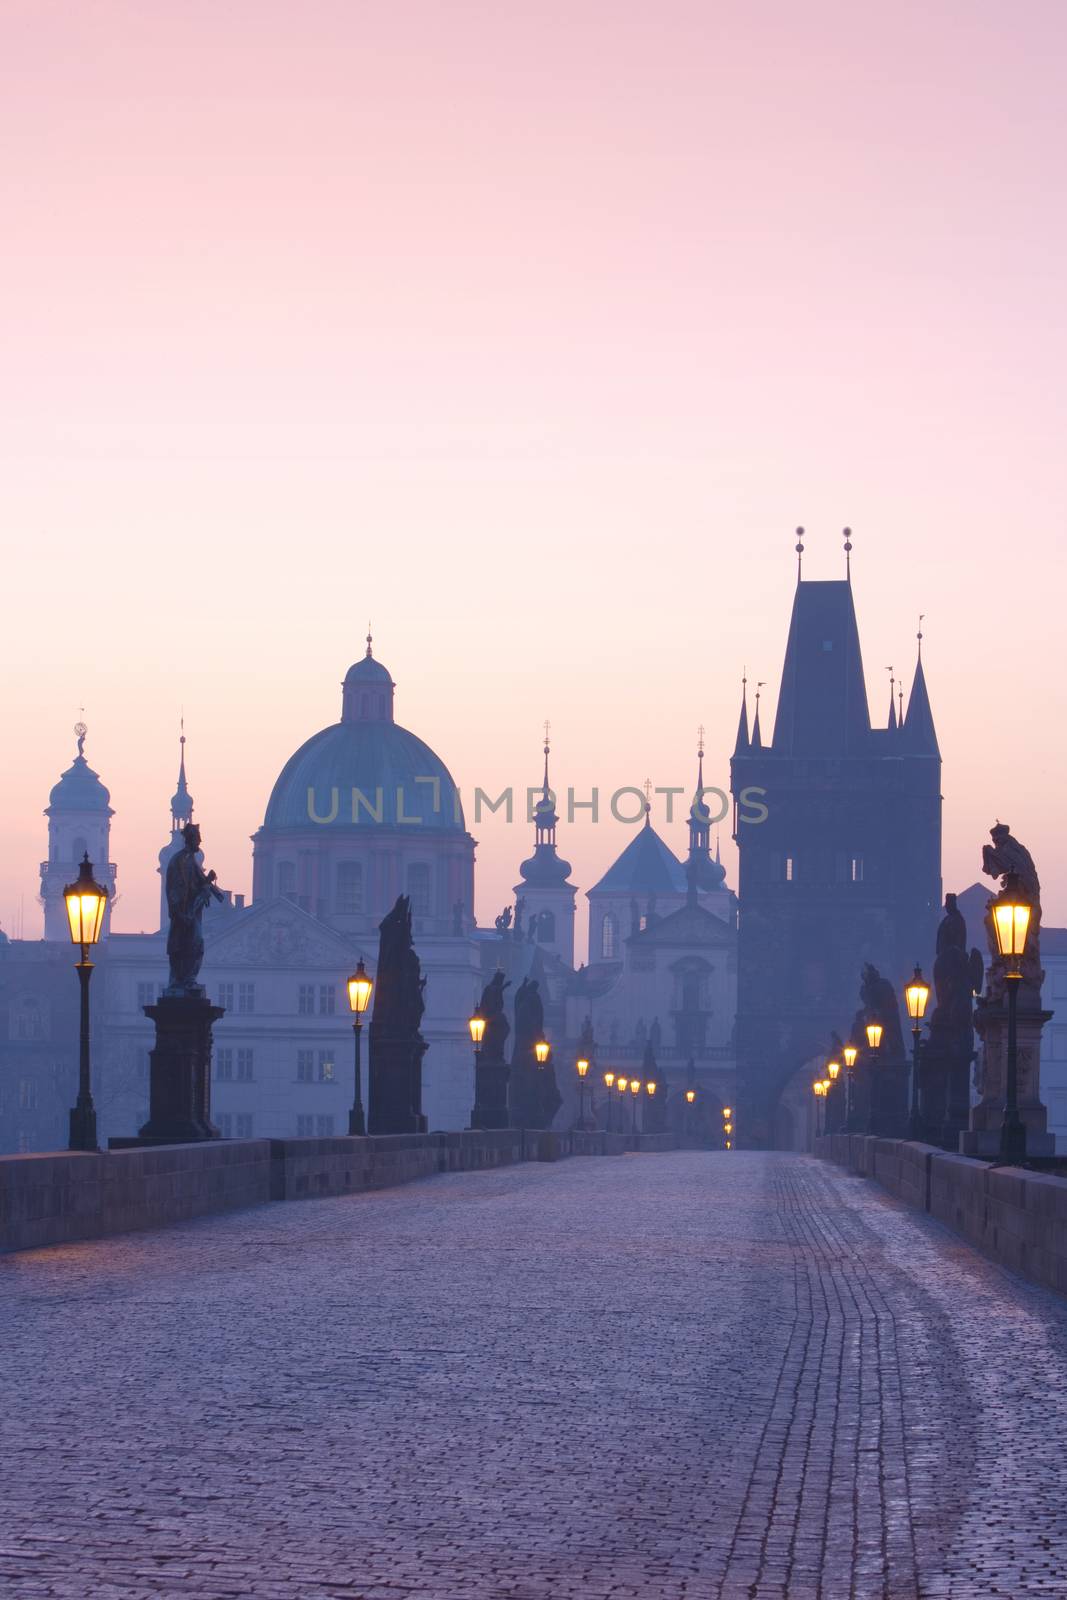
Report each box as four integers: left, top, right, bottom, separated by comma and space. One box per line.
982, 822, 1043, 1000
478, 970, 511, 1060
494, 906, 513, 936
931, 893, 983, 1045
368, 895, 428, 1134
514, 897, 525, 937
649, 1016, 662, 1050
165, 823, 223, 996
857, 962, 905, 1058
510, 978, 562, 1128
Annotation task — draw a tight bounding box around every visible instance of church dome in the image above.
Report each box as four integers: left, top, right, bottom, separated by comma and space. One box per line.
262, 643, 465, 833
47, 730, 113, 816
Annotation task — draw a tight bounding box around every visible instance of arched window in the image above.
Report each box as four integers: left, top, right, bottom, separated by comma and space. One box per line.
537, 910, 556, 944
601, 913, 618, 960
336, 861, 363, 914
407, 862, 432, 916
277, 861, 296, 899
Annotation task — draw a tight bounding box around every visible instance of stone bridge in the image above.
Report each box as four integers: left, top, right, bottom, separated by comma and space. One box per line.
3, 1151, 1067, 1599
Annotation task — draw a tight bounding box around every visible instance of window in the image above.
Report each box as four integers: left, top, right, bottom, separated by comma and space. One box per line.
236, 1049, 254, 1082
336, 861, 363, 914
18, 1079, 37, 1110
297, 1049, 315, 1082
785, 857, 795, 882
235, 1114, 253, 1138
297, 1115, 314, 1137
638, 915, 648, 933
318, 1051, 335, 1083
10, 999, 45, 1041
277, 861, 296, 899
537, 910, 556, 944
217, 1113, 233, 1137
850, 856, 864, 883
319, 985, 336, 1016
216, 1048, 233, 1081
136, 981, 160, 1009
601, 914, 618, 960
407, 862, 432, 916
298, 984, 315, 1016
218, 982, 235, 1010
1052, 970, 1067, 1001
237, 983, 255, 1014
316, 1115, 335, 1136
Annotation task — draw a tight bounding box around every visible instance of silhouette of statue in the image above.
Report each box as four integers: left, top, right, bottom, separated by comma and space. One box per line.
470, 969, 511, 1130
510, 978, 562, 1129
857, 962, 905, 1057
164, 823, 223, 996
649, 1016, 662, 1050
368, 895, 427, 1134
642, 1039, 668, 1132
494, 906, 513, 936
982, 822, 1043, 1000
514, 897, 526, 937
931, 893, 982, 1044
479, 970, 511, 1060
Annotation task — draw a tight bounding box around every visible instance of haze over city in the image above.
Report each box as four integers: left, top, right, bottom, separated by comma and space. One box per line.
3, 0, 1066, 946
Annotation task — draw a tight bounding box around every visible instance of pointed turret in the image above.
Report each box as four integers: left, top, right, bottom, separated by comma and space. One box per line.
751, 684, 764, 750
733, 674, 750, 755
902, 626, 939, 755
887, 668, 898, 732
159, 725, 196, 929
770, 579, 870, 756
514, 725, 576, 963
40, 721, 117, 940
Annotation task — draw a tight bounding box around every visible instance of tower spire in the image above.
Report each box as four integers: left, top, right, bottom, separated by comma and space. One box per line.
365, 623, 373, 659
751, 683, 765, 750
886, 666, 897, 732
733, 670, 750, 755
843, 525, 853, 582
170, 718, 194, 830
795, 526, 805, 583
687, 731, 712, 906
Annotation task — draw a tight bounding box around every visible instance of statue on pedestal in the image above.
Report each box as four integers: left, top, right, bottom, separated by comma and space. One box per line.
982, 822, 1043, 1002
851, 962, 907, 1135
368, 895, 428, 1135
510, 978, 562, 1129
921, 893, 983, 1145
470, 970, 511, 1130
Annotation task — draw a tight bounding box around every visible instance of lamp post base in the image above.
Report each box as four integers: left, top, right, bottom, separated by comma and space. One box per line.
68, 1101, 98, 1153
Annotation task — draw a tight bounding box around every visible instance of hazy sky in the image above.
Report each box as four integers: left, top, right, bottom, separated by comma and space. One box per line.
2, 0, 1065, 958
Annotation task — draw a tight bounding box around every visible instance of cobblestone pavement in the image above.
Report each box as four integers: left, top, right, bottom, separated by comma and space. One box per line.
4, 1153, 1067, 1600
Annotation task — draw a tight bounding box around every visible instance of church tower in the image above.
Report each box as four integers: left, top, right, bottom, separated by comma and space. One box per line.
158, 725, 194, 931
514, 729, 577, 966
40, 722, 118, 940
730, 529, 941, 1147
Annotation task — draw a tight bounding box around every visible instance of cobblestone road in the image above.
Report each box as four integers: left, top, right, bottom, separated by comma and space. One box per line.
4, 1153, 1067, 1599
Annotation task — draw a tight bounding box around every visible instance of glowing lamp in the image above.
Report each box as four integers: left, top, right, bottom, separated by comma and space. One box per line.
630, 1079, 640, 1095
723, 1106, 732, 1118
347, 959, 373, 1017
685, 1089, 696, 1105
468, 1013, 486, 1047
866, 1021, 883, 1051
63, 855, 109, 948
617, 1078, 628, 1094
604, 1070, 615, 1089
576, 1057, 590, 1079
534, 1039, 550, 1065
991, 873, 1032, 966
904, 966, 930, 1023
843, 1044, 858, 1069
827, 1060, 841, 1081
724, 1121, 733, 1134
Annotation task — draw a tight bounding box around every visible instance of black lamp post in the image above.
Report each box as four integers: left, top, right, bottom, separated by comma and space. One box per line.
346, 959, 374, 1135
575, 1056, 591, 1130
630, 1076, 641, 1137
63, 854, 109, 1152
685, 1087, 696, 1140
904, 966, 930, 1140
992, 871, 1032, 1163
826, 1056, 842, 1133
843, 1043, 858, 1131
603, 1070, 615, 1131
864, 1020, 883, 1133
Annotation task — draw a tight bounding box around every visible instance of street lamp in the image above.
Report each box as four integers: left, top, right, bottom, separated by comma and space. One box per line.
469, 1013, 486, 1052
991, 870, 1033, 1162
603, 1069, 615, 1131
843, 1043, 858, 1130
345, 959, 374, 1135
812, 1079, 826, 1137
904, 964, 930, 1140
576, 1056, 591, 1130
630, 1076, 641, 1136
535, 1039, 550, 1065
63, 854, 109, 1152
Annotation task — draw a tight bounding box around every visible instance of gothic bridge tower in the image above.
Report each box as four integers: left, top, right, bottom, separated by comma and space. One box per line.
729, 530, 941, 1147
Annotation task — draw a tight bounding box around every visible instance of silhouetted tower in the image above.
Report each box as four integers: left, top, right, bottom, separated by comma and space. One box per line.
514, 724, 577, 965
40, 721, 117, 940
730, 529, 941, 1147
158, 723, 194, 931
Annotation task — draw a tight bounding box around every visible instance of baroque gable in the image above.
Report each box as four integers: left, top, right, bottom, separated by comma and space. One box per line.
205, 898, 360, 970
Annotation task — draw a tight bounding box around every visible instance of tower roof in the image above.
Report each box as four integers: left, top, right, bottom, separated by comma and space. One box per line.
588, 815, 687, 897
732, 676, 750, 756
770, 579, 870, 755
518, 729, 573, 886
171, 726, 193, 825
47, 725, 113, 815
341, 633, 395, 721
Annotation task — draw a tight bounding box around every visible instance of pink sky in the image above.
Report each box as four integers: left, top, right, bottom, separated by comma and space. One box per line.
2, 0, 1066, 957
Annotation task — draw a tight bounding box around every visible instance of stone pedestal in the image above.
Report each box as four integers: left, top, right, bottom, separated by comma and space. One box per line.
137, 994, 224, 1143
471, 1055, 510, 1130
368, 1032, 428, 1136
867, 1059, 909, 1138
918, 1031, 973, 1151
959, 998, 1054, 1158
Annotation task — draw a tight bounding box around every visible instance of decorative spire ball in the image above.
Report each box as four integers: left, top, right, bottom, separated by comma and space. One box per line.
365, 625, 373, 658
795, 526, 805, 580
917, 613, 925, 658
843, 526, 853, 580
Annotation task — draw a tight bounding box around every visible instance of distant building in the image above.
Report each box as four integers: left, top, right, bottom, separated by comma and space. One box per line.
730, 546, 942, 1148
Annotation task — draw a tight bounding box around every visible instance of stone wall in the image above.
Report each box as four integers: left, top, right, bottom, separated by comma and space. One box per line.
1, 1129, 683, 1255
815, 1135, 1067, 1299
